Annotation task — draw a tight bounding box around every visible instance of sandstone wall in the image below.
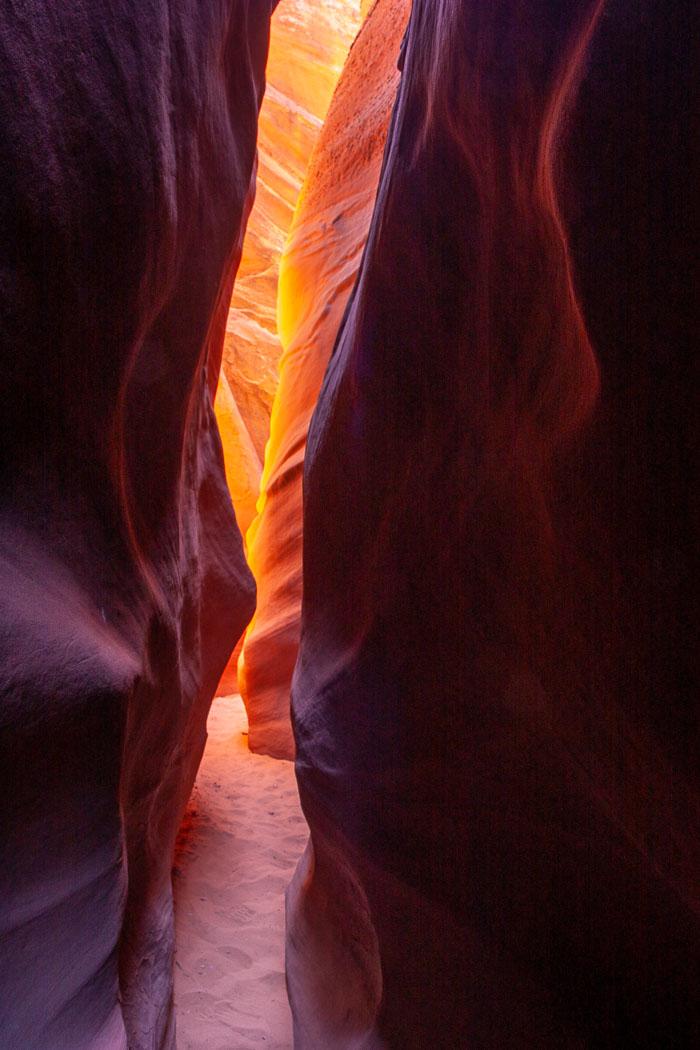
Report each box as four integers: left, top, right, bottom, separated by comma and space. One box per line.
222, 0, 362, 462
0, 3, 269, 1047
287, 0, 699, 1046
214, 0, 362, 701
239, 0, 411, 757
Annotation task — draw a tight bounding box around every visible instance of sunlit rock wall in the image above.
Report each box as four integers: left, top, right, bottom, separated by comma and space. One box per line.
221, 0, 362, 462
214, 372, 263, 542
287, 1, 699, 1047
214, 0, 362, 700
213, 372, 262, 697
239, 0, 411, 758
0, 3, 267, 1047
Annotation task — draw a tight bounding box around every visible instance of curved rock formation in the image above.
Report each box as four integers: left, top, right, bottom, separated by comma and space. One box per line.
239, 0, 411, 758
214, 0, 362, 703
214, 372, 263, 543
0, 3, 269, 1047
222, 0, 362, 462
212, 373, 263, 698
288, 1, 699, 1047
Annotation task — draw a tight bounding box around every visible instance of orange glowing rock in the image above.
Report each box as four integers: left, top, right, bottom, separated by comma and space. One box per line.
213, 373, 263, 697
221, 0, 362, 462
239, 0, 411, 757
215, 0, 361, 701
213, 371, 262, 543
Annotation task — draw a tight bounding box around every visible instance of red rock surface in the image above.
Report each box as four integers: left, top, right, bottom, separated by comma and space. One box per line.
0, 3, 267, 1047
288, 1, 699, 1046
239, 0, 411, 758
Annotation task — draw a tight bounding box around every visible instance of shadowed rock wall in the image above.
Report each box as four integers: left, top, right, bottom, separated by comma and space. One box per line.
239, 0, 411, 758
0, 3, 270, 1047
287, 0, 699, 1046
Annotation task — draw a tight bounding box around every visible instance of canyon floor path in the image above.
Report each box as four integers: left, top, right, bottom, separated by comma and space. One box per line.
173, 694, 307, 1050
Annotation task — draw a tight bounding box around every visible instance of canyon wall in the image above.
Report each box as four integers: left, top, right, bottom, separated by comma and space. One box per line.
287, 1, 699, 1047
212, 372, 262, 697
239, 0, 411, 757
221, 0, 361, 462
214, 0, 361, 700
0, 3, 269, 1047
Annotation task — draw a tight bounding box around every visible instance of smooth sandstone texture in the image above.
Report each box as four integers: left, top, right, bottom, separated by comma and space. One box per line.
222, 0, 362, 461
288, 1, 699, 1047
214, 372, 263, 543
215, 0, 361, 700
213, 372, 262, 697
239, 0, 411, 758
0, 3, 269, 1047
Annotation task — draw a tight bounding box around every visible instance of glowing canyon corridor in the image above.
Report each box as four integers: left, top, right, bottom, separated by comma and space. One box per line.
0, 1, 697, 1048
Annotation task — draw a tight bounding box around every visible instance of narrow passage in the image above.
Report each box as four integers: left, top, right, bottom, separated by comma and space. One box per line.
173, 695, 307, 1049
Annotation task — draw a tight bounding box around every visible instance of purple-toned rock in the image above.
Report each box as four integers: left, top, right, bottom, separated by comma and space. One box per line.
0, 3, 270, 1046
288, 1, 699, 1046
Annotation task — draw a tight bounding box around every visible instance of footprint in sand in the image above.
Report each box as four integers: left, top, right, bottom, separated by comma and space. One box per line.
231, 904, 257, 924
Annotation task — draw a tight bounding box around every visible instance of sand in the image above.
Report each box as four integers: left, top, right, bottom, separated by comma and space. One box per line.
173, 695, 307, 1050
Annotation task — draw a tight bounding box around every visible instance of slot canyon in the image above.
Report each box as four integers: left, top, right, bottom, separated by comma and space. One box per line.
0, 1, 697, 1049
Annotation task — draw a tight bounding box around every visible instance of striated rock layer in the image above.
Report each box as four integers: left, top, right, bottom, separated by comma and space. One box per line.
287, 1, 699, 1047
215, 0, 362, 701
222, 0, 362, 461
239, 0, 411, 758
0, 3, 269, 1047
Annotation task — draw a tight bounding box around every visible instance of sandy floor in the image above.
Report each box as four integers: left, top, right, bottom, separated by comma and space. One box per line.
173, 695, 307, 1050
